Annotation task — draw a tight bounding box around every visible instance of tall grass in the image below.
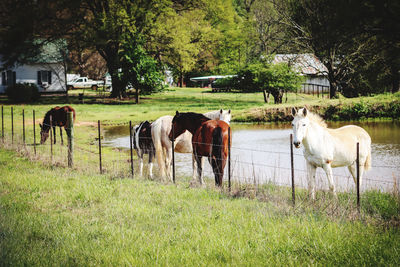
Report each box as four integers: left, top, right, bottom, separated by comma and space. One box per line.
1, 148, 400, 265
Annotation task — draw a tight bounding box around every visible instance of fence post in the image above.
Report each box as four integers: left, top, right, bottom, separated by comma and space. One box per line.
50, 115, 53, 162
228, 127, 231, 191
11, 107, 13, 144
66, 112, 74, 168
290, 134, 296, 206
172, 127, 175, 183
33, 110, 36, 155
98, 120, 103, 174
22, 109, 25, 145
1, 106, 3, 142
356, 142, 360, 212
129, 121, 134, 177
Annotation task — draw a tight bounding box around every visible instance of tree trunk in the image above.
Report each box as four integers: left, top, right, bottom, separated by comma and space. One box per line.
263, 90, 268, 103
391, 64, 400, 93
135, 88, 139, 104
180, 73, 184, 88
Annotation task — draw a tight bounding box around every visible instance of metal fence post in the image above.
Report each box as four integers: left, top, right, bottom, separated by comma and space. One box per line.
228, 127, 231, 191
22, 109, 25, 145
66, 112, 74, 168
33, 110, 36, 155
129, 121, 134, 177
11, 107, 13, 144
1, 106, 4, 142
172, 127, 175, 183
50, 115, 53, 162
356, 142, 360, 212
290, 134, 296, 206
98, 120, 103, 174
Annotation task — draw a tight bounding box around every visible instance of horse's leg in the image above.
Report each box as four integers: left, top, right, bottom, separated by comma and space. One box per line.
322, 163, 336, 197
348, 162, 365, 189
165, 147, 173, 182
53, 126, 56, 144
194, 153, 203, 185
148, 151, 154, 179
306, 161, 317, 200
139, 152, 144, 177
60, 127, 63, 146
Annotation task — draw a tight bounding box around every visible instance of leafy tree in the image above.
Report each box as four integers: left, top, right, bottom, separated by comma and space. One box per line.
119, 36, 164, 104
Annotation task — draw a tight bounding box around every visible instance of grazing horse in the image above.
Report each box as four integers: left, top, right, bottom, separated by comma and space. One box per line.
151, 109, 231, 182
169, 112, 232, 186
40, 106, 76, 145
132, 121, 155, 178
291, 107, 372, 199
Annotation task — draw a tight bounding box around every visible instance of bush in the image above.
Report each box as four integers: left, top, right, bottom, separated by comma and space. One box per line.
5, 83, 40, 103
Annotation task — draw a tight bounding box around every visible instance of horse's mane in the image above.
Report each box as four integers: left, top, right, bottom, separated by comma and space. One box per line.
307, 111, 327, 128
178, 112, 210, 121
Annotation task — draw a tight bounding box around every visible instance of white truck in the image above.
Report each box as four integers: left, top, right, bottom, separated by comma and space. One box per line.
67, 77, 105, 90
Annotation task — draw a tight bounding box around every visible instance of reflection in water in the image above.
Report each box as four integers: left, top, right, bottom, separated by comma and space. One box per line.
104, 121, 400, 192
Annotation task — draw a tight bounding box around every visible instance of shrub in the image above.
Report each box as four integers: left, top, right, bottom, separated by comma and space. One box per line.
6, 83, 40, 103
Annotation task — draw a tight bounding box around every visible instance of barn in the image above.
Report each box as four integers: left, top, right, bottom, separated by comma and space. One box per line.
0, 42, 66, 94
273, 54, 330, 94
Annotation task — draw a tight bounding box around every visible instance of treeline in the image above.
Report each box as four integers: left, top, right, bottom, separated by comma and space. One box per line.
0, 0, 398, 100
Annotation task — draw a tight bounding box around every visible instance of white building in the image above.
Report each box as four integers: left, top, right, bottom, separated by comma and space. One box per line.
273, 54, 330, 94
0, 42, 66, 94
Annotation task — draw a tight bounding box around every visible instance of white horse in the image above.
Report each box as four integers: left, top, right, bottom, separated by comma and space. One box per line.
151, 109, 231, 182
291, 107, 371, 199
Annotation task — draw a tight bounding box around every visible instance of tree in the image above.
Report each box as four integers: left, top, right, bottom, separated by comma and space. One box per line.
119, 35, 164, 104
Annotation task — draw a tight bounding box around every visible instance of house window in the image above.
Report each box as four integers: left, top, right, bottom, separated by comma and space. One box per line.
37, 70, 52, 85
1, 70, 16, 86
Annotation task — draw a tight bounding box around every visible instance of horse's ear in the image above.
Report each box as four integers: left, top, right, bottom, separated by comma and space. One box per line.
291, 108, 297, 117
220, 109, 223, 114
303, 107, 308, 117
228, 109, 231, 114
175, 111, 179, 116
39, 123, 42, 129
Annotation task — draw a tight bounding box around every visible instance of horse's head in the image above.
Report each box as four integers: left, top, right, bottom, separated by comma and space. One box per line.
39, 123, 50, 144
169, 111, 187, 141
291, 107, 310, 148
219, 109, 231, 124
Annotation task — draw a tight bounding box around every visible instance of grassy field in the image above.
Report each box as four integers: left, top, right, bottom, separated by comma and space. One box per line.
1, 88, 400, 265
1, 148, 400, 265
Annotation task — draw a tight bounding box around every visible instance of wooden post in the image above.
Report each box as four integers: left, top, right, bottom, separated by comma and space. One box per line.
172, 127, 175, 183
1, 106, 3, 142
290, 134, 296, 206
66, 112, 74, 167
98, 120, 103, 174
129, 121, 134, 177
317, 85, 320, 98
228, 127, 231, 191
22, 109, 25, 145
11, 107, 13, 144
50, 115, 53, 162
356, 142, 360, 212
33, 110, 36, 155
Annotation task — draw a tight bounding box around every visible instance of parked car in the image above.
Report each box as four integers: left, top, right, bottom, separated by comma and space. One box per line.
67, 77, 104, 90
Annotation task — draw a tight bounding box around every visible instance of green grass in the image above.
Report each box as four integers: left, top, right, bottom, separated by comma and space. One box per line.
1, 148, 400, 265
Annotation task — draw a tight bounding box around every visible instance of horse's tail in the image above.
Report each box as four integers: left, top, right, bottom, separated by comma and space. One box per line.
211, 126, 223, 186
151, 119, 166, 178
364, 148, 371, 171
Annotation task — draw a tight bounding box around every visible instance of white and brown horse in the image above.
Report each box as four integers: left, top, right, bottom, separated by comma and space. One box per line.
132, 121, 155, 178
291, 107, 371, 199
151, 109, 231, 182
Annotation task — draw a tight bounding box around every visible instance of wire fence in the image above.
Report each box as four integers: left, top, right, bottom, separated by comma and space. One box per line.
1, 106, 399, 210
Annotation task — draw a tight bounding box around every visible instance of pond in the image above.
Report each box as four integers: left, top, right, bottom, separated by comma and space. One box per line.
104, 121, 400, 192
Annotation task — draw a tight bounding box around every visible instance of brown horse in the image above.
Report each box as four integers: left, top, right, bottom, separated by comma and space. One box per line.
40, 106, 76, 145
168, 111, 232, 186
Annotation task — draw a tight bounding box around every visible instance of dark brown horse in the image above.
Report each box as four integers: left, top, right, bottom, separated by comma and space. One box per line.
40, 106, 76, 145
168, 111, 232, 186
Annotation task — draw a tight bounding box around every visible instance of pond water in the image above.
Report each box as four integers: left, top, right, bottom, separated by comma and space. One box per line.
104, 121, 400, 192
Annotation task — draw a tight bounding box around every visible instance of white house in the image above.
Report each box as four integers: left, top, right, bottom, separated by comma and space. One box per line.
273, 54, 330, 94
0, 42, 66, 94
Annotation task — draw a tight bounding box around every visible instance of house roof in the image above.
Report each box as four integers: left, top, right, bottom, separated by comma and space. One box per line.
273, 54, 328, 76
